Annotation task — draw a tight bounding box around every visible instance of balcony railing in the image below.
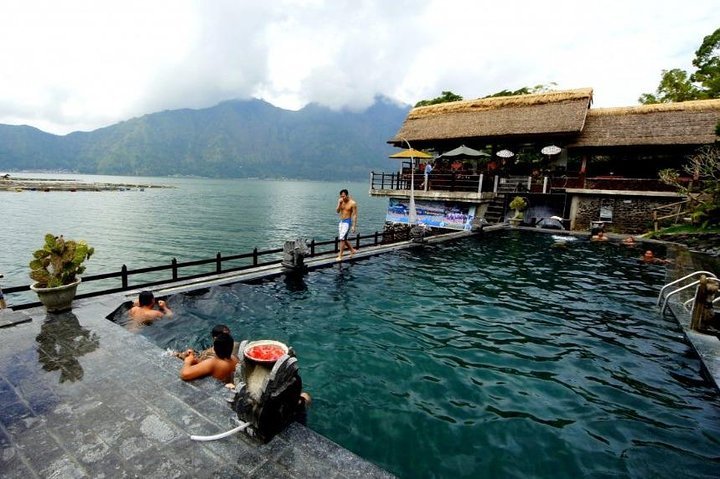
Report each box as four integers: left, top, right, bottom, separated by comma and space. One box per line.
372, 171, 696, 194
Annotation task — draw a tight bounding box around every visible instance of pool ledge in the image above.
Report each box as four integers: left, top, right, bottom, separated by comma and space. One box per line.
0, 294, 396, 478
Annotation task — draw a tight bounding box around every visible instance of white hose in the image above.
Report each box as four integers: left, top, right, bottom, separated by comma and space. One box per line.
190, 421, 250, 441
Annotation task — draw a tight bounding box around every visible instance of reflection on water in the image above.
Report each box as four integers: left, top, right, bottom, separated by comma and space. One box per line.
131, 231, 720, 478
36, 312, 99, 383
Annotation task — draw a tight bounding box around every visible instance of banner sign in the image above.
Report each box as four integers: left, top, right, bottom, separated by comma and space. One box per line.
386, 198, 475, 231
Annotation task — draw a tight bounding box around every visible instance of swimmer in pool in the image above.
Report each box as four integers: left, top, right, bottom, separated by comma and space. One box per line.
128, 290, 172, 330
180, 332, 238, 383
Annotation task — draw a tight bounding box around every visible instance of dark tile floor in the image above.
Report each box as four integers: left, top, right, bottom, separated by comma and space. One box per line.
0, 295, 394, 478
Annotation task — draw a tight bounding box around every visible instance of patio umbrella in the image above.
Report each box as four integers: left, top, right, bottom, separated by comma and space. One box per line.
541, 145, 562, 156
437, 145, 490, 160
389, 148, 433, 160
496, 149, 514, 158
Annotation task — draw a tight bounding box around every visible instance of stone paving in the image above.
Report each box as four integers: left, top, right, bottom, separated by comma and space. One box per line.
0, 293, 395, 478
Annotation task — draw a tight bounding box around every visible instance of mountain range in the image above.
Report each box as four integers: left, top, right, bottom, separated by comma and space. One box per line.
0, 97, 411, 181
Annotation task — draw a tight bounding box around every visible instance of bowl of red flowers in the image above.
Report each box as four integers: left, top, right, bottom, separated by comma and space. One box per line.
243, 340, 289, 364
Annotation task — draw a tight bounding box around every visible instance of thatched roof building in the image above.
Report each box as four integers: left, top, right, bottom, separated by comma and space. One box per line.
568, 99, 720, 149
390, 88, 720, 153
391, 88, 593, 149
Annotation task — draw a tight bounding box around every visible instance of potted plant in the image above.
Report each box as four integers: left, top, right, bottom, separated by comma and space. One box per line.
508, 196, 528, 226
29, 234, 94, 312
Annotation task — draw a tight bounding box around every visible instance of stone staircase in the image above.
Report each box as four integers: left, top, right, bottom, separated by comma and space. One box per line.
484, 177, 527, 224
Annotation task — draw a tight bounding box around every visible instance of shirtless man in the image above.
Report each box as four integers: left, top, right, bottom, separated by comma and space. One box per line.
128, 290, 172, 329
336, 189, 358, 261
180, 332, 238, 384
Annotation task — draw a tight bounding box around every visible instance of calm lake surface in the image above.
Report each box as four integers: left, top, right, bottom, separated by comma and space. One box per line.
1, 173, 388, 297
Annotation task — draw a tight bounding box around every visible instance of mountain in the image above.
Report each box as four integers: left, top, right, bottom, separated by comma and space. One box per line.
0, 97, 411, 180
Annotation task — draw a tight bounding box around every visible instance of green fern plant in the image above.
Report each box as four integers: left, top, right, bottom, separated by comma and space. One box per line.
29, 234, 94, 288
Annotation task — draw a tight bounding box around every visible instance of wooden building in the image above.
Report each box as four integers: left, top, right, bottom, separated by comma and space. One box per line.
371, 88, 720, 233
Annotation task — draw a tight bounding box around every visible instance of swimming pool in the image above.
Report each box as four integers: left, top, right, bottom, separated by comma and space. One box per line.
129, 230, 720, 478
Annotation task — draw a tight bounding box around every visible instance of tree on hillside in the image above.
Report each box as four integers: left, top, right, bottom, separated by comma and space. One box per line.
639, 27, 720, 104
414, 91, 463, 107
483, 82, 558, 98
659, 145, 720, 227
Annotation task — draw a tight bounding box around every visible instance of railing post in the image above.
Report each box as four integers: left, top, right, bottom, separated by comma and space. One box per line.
478, 173, 484, 194
527, 176, 532, 192
216, 252, 222, 273
172, 258, 178, 280
121, 265, 128, 290
310, 239, 316, 257
493, 175, 499, 193
374, 231, 379, 245
334, 236, 339, 253
542, 176, 548, 194
355, 233, 361, 249
253, 248, 258, 266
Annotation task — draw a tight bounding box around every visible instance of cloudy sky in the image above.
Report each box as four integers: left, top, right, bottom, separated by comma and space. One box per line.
1, 0, 718, 135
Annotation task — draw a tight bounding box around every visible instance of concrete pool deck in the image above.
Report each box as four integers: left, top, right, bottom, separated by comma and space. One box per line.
0, 231, 482, 478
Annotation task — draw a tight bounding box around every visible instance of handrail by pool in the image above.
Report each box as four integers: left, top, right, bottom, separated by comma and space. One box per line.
658, 271, 718, 314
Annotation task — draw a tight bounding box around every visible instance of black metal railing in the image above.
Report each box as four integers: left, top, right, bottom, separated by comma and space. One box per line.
3, 230, 398, 310
370, 171, 497, 193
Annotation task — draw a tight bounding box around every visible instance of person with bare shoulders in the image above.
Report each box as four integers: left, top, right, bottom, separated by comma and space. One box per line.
128, 290, 172, 330
180, 332, 238, 384
336, 189, 358, 261
641, 250, 670, 264
591, 230, 609, 241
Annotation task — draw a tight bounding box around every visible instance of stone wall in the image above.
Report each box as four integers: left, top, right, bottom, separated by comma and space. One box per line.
572, 195, 681, 234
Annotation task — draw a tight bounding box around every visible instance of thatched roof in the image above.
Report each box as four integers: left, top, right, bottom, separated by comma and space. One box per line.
567, 99, 720, 148
391, 88, 593, 144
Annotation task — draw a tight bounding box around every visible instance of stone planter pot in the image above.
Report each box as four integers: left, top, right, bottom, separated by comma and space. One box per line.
30, 277, 81, 312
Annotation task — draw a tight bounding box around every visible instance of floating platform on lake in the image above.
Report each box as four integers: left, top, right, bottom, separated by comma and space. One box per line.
0, 177, 172, 192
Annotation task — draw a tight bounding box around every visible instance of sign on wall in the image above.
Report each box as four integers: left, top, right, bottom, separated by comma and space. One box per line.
386, 198, 475, 231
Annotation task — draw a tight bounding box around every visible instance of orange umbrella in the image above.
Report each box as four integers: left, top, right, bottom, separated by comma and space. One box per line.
389, 148, 433, 160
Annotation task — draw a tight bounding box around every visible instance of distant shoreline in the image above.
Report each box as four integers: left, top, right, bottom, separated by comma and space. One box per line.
0, 176, 172, 192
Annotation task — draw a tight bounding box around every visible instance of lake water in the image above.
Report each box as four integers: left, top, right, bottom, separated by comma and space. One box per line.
1, 173, 388, 298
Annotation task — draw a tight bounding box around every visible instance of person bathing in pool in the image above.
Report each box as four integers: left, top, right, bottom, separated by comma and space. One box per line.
128, 290, 172, 330
180, 332, 238, 384
336, 188, 358, 261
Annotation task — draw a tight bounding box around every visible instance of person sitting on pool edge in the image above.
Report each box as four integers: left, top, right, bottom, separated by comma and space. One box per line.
180, 332, 238, 383
128, 290, 172, 328
174, 324, 240, 360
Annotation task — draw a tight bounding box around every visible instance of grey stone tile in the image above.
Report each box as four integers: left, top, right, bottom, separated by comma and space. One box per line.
202, 435, 268, 476
249, 458, 298, 478
40, 456, 89, 479
160, 436, 224, 473
0, 400, 37, 436
81, 451, 140, 479
0, 445, 37, 479
276, 445, 340, 479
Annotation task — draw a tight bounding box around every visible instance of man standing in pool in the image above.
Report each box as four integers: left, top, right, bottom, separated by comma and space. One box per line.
336, 189, 358, 261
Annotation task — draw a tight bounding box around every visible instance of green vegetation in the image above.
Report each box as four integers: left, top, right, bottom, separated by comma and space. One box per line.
639, 27, 720, 104
659, 145, 720, 227
414, 91, 464, 107
30, 234, 94, 288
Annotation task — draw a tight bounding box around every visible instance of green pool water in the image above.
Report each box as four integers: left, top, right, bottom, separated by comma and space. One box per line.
138, 230, 720, 478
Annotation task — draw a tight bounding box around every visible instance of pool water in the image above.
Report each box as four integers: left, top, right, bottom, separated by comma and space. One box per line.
134, 230, 720, 478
